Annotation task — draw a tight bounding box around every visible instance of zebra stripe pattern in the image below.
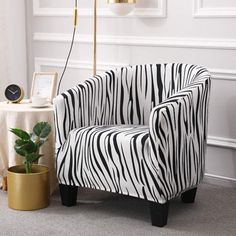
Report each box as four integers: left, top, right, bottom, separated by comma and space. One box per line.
54, 63, 211, 203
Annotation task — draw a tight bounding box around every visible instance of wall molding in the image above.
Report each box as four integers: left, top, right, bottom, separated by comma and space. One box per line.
33, 0, 166, 18
193, 0, 236, 18
35, 57, 236, 82
210, 69, 236, 81
33, 32, 236, 50
34, 57, 126, 73
207, 136, 236, 150
204, 173, 236, 188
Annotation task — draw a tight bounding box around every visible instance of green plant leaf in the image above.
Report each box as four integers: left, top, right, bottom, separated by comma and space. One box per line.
26, 153, 43, 163
14, 146, 26, 156
33, 122, 51, 138
15, 139, 29, 146
14, 140, 37, 156
10, 128, 30, 140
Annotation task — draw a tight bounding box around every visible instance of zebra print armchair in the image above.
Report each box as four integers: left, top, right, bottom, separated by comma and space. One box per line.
54, 63, 211, 227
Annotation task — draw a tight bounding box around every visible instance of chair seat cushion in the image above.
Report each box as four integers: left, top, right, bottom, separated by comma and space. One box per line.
57, 125, 163, 202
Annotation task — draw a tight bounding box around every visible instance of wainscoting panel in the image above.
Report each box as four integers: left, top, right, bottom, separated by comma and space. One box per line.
194, 0, 236, 18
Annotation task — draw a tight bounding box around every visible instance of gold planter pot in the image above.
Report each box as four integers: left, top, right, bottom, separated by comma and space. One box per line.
7, 165, 50, 210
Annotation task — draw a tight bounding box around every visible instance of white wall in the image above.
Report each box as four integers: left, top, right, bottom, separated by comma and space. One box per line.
0, 0, 27, 100
26, 0, 236, 187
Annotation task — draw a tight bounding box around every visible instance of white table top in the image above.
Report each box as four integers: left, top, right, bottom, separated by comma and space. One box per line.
0, 99, 53, 112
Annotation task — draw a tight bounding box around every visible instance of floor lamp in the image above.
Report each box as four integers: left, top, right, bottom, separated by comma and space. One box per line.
93, 0, 136, 76
57, 0, 136, 94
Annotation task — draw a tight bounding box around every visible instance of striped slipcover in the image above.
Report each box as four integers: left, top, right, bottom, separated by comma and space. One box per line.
54, 63, 211, 204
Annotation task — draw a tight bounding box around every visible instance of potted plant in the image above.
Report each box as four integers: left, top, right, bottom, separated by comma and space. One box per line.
7, 121, 51, 210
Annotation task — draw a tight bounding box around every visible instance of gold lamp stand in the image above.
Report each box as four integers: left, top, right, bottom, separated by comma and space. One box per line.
93, 0, 97, 76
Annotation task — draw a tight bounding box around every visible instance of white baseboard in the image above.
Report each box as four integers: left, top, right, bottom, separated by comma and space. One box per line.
204, 173, 236, 188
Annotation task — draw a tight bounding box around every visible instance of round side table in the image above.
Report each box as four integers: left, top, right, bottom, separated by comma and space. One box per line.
0, 100, 57, 193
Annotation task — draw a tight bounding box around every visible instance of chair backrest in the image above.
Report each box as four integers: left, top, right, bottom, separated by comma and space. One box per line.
100, 63, 208, 125
54, 63, 210, 150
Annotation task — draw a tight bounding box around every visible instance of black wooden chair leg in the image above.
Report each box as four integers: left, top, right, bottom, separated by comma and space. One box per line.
149, 201, 169, 227
181, 187, 197, 203
59, 184, 78, 207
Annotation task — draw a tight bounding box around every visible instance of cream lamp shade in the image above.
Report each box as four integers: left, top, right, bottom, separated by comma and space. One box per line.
107, 0, 136, 16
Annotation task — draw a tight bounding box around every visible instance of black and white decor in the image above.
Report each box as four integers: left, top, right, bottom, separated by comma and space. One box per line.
54, 63, 211, 227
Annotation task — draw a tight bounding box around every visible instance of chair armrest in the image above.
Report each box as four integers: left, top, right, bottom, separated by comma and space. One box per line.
149, 78, 211, 201
53, 72, 115, 152
53, 85, 81, 152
